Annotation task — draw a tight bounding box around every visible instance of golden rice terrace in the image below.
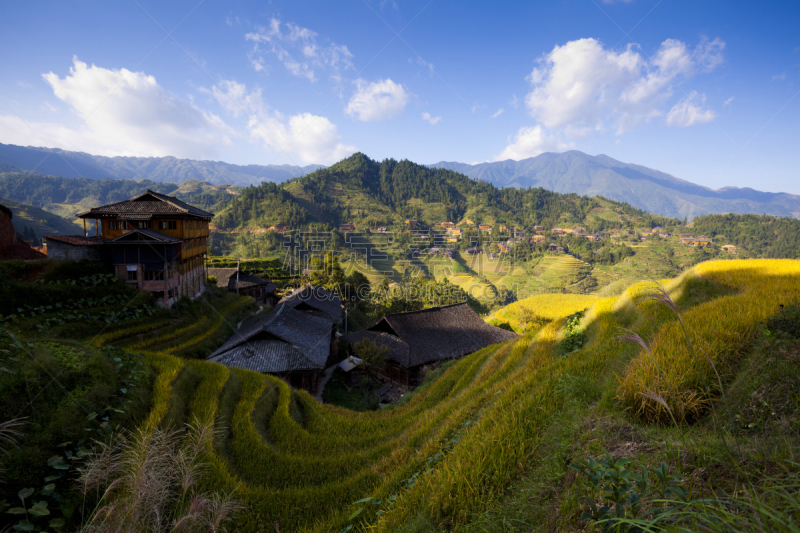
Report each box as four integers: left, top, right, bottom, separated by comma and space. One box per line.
80, 258, 800, 532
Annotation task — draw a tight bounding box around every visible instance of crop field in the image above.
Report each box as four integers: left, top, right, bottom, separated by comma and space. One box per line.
8, 259, 798, 531
489, 293, 601, 330
532, 255, 593, 286
80, 258, 796, 532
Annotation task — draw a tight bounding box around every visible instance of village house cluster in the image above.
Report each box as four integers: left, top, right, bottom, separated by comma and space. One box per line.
25, 192, 520, 401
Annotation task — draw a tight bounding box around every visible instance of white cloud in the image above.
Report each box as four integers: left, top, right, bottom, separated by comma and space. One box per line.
209, 79, 354, 164
0, 57, 232, 159
509, 95, 519, 109
772, 72, 787, 82
490, 108, 505, 118
245, 18, 354, 82
723, 96, 734, 108
665, 91, 715, 127
494, 125, 572, 161
421, 112, 441, 125
415, 56, 434, 73
345, 78, 408, 122
524, 36, 724, 134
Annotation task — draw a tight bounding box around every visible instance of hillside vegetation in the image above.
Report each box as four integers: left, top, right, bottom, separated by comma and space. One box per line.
691, 212, 800, 258
0, 197, 82, 239
4, 258, 799, 532
0, 172, 236, 220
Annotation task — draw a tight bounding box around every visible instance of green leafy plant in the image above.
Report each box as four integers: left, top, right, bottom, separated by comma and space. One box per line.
560, 310, 586, 355
571, 453, 688, 533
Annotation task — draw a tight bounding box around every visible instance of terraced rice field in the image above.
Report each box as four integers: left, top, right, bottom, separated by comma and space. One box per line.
446, 274, 497, 301
94, 259, 800, 532
490, 293, 600, 330
533, 255, 593, 287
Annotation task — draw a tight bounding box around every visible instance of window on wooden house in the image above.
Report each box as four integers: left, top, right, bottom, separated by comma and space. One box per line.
126, 265, 137, 281
137, 221, 151, 229
144, 270, 165, 281
159, 221, 177, 230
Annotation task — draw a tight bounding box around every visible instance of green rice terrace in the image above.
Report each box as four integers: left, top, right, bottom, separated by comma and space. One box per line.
2, 258, 800, 532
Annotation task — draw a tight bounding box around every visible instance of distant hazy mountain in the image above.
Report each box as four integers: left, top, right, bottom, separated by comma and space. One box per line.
3, 143, 798, 220
0, 143, 324, 186
431, 151, 800, 220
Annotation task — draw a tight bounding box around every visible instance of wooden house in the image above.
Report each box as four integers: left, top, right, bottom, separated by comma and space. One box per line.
552, 228, 566, 235
680, 236, 711, 247
478, 224, 493, 233
531, 235, 546, 243
72, 190, 212, 307
339, 223, 356, 232
438, 221, 455, 230
208, 303, 339, 392
404, 219, 418, 227
208, 267, 277, 304
341, 303, 517, 387
533, 225, 544, 232
585, 234, 601, 242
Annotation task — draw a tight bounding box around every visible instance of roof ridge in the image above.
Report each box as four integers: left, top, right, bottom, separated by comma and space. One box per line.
384, 301, 468, 319
144, 189, 189, 213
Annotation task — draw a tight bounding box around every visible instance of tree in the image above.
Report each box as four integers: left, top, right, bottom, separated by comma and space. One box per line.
353, 338, 389, 378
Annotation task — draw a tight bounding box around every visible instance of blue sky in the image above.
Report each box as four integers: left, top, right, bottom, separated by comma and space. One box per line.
1, 0, 798, 193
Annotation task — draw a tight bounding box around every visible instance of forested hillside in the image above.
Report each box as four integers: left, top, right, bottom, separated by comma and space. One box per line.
215, 153, 672, 233
691, 213, 800, 258
0, 197, 82, 239
0, 171, 236, 219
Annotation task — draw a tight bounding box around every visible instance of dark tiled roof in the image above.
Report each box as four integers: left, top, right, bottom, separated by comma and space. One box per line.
208, 304, 334, 373
44, 235, 105, 246
208, 338, 321, 373
345, 302, 518, 368
208, 267, 277, 292
110, 228, 181, 244
278, 284, 342, 324
78, 189, 213, 219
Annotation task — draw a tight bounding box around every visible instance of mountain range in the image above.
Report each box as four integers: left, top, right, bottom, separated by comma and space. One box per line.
1, 143, 798, 220
431, 152, 800, 221
0, 143, 322, 186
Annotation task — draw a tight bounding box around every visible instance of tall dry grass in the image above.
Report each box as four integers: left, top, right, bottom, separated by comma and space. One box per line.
79, 419, 241, 533
617, 260, 800, 424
